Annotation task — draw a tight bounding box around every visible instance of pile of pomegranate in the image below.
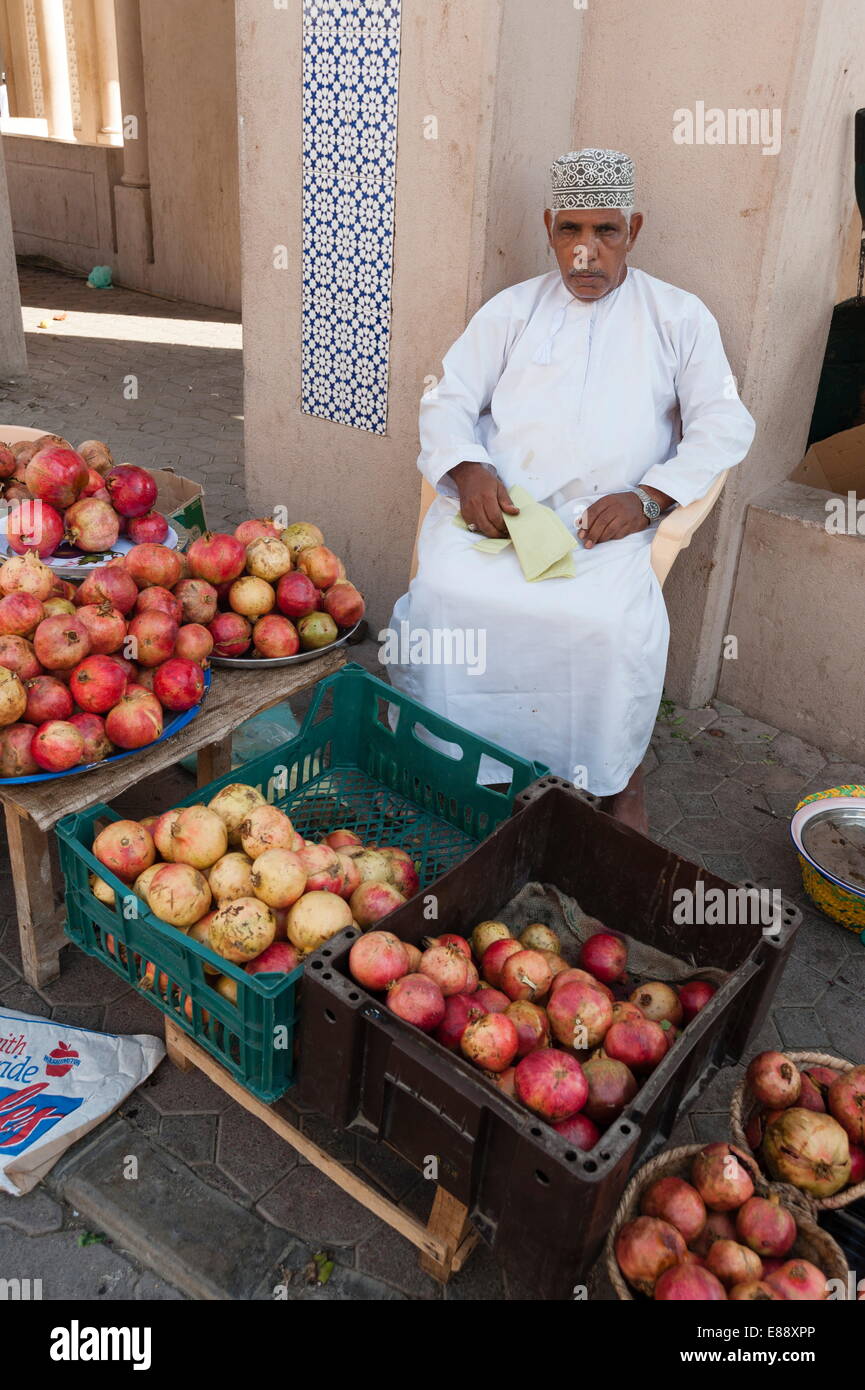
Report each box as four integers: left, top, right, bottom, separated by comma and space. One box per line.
615, 1143, 833, 1300
742, 1050, 865, 1198
196, 519, 364, 660
89, 784, 420, 1007
0, 435, 171, 558
346, 919, 718, 1144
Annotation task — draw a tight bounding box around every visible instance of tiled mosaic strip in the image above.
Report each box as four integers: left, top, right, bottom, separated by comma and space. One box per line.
301, 0, 402, 435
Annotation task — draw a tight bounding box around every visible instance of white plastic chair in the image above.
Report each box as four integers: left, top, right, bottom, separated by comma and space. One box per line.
408, 471, 728, 588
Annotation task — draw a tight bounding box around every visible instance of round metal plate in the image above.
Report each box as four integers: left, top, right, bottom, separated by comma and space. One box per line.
790, 795, 865, 899
0, 518, 179, 578
209, 621, 361, 668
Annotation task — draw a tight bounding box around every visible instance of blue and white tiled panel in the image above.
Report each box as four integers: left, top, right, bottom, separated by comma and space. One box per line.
301, 0, 402, 435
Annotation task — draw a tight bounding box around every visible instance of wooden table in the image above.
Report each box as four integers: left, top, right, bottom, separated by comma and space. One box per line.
0, 649, 347, 988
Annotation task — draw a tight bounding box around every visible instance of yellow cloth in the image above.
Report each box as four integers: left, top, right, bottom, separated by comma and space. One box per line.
453, 485, 577, 580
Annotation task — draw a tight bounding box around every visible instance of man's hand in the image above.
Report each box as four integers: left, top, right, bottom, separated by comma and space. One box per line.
578, 487, 673, 549
450, 461, 520, 538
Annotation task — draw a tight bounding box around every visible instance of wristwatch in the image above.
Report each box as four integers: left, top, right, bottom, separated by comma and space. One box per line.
634, 486, 662, 524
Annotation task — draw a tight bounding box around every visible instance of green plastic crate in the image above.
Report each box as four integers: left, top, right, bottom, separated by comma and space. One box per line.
57, 664, 546, 1100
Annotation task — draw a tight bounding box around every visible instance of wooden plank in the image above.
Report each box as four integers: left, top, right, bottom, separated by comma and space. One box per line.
196, 735, 233, 788
5, 803, 67, 987
419, 1185, 473, 1282
163, 1022, 449, 1263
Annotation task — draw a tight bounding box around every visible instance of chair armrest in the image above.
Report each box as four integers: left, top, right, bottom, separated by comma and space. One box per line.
650, 471, 728, 587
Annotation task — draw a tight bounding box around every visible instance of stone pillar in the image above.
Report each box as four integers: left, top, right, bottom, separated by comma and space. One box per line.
0, 143, 27, 375
34, 0, 74, 140
92, 0, 122, 144
112, 0, 152, 263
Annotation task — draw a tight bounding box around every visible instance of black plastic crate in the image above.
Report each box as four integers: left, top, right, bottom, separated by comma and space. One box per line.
296, 777, 802, 1299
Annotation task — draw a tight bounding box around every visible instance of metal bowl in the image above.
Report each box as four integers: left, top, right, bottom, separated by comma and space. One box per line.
210, 621, 361, 669
790, 794, 865, 900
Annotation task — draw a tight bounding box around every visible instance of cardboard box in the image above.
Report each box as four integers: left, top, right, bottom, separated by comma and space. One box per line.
150, 468, 208, 544
791, 423, 865, 493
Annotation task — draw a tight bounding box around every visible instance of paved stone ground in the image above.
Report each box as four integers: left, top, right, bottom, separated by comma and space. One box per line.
0, 269, 862, 1301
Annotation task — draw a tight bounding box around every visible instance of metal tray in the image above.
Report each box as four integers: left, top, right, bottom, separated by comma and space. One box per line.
0, 666, 211, 785
790, 795, 865, 900
209, 620, 361, 668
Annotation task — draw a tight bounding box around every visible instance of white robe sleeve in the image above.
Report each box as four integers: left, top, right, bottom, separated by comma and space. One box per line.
418, 297, 512, 497
639, 302, 755, 508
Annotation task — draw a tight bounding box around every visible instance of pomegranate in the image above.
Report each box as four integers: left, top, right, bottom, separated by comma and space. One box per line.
127, 512, 169, 545
1, 553, 54, 600
515, 1049, 588, 1120
828, 1065, 865, 1146
325, 828, 362, 851
640, 1176, 706, 1244
294, 545, 339, 590
153, 657, 205, 711
128, 610, 177, 667
0, 444, 14, 479
275, 570, 319, 618
496, 1066, 518, 1099
579, 931, 627, 983
462, 1012, 519, 1073
125, 544, 183, 591
135, 586, 182, 623
161, 805, 228, 869
547, 980, 612, 1050
400, 944, 421, 972
763, 1108, 851, 1196
609, 1001, 644, 1027
229, 575, 276, 621
746, 1050, 802, 1109
281, 522, 324, 557
208, 611, 252, 657
252, 614, 299, 659
33, 615, 91, 670
378, 853, 419, 898
849, 1143, 865, 1185
504, 1000, 550, 1056
69, 654, 126, 713
23, 674, 73, 723
473, 986, 510, 1014
582, 1057, 638, 1127
81, 466, 109, 498
691, 1142, 757, 1211
482, 937, 523, 988
296, 843, 343, 893
187, 532, 247, 585
433, 993, 483, 1050
6, 500, 65, 557
104, 464, 157, 517
207, 783, 266, 845
500, 949, 553, 1003
735, 1195, 796, 1257
245, 941, 301, 976
424, 933, 472, 958
0, 592, 44, 637
30, 720, 84, 771
174, 623, 213, 665
236, 518, 282, 546
147, 863, 212, 928
76, 440, 113, 471
31, 433, 73, 452
348, 930, 409, 991
69, 712, 112, 762
653, 1265, 726, 1301
93, 819, 155, 882
298, 612, 338, 649
323, 580, 365, 628
515, 923, 558, 954
729, 1280, 783, 1301
765, 1259, 828, 1301
804, 1065, 842, 1103
246, 536, 293, 582
24, 446, 89, 508
64, 498, 120, 553
75, 564, 138, 614
75, 602, 127, 655
0, 668, 27, 726
420, 944, 471, 996
470, 920, 512, 959
797, 1072, 826, 1113
0, 635, 42, 680
629, 981, 683, 1026
0, 721, 40, 775
105, 691, 163, 748
604, 1017, 668, 1073
336, 851, 361, 899
387, 973, 446, 1032
239, 804, 296, 858
173, 578, 217, 625
678, 979, 717, 1023
688, 1209, 739, 1257
208, 852, 256, 902
285, 890, 353, 954
350, 849, 395, 885
208, 895, 276, 960
349, 880, 406, 927
552, 1112, 601, 1149
706, 1239, 763, 1288
550, 968, 614, 1001
615, 1217, 687, 1295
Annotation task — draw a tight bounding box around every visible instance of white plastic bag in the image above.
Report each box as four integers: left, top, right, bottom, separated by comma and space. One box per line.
0, 1007, 164, 1196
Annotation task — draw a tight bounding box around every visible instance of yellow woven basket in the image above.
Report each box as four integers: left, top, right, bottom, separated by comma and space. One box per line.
794, 786, 865, 932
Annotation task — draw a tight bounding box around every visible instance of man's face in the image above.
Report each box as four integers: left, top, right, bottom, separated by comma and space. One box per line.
544, 208, 643, 301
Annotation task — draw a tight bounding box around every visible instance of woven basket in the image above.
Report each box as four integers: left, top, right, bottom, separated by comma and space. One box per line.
794, 787, 865, 933
730, 1051, 865, 1211
604, 1143, 851, 1300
